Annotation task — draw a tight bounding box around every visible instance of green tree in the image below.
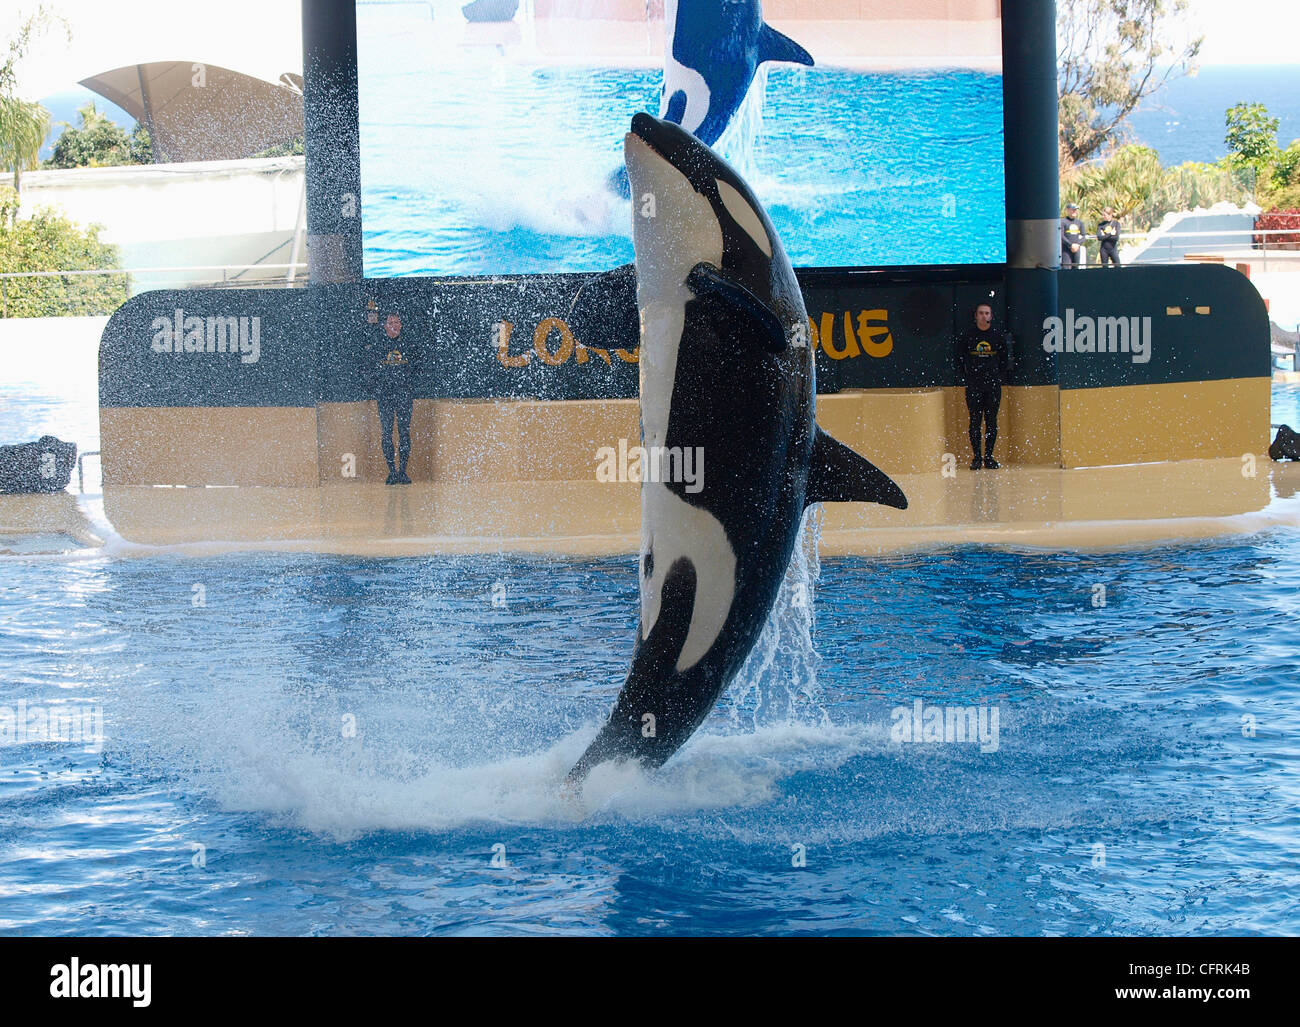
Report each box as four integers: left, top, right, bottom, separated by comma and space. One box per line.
44, 101, 137, 168
1258, 145, 1300, 212
1220, 104, 1300, 208
0, 6, 70, 203
1142, 160, 1252, 230
1057, 0, 1202, 167
0, 194, 130, 317
1275, 141, 1300, 188
0, 94, 49, 192
129, 122, 152, 164
1225, 102, 1280, 176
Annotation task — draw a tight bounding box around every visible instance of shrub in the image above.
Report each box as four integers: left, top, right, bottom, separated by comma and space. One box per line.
0, 199, 130, 316
1254, 209, 1300, 250
1274, 140, 1300, 187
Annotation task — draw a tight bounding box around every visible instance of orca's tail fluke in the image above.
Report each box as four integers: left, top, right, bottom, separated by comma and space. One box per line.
565, 724, 622, 787
805, 428, 908, 510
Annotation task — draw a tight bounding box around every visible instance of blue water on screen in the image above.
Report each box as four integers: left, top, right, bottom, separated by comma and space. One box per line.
355, 8, 1008, 276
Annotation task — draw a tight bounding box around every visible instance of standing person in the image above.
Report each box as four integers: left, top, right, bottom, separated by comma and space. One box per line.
366, 311, 421, 485
1097, 206, 1122, 267
1061, 202, 1085, 268
954, 302, 1014, 470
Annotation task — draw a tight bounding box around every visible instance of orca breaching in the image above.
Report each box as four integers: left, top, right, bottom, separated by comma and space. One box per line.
660, 0, 813, 147
608, 0, 812, 198
566, 114, 907, 786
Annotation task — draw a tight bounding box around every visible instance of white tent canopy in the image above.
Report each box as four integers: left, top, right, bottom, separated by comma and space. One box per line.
79, 62, 303, 162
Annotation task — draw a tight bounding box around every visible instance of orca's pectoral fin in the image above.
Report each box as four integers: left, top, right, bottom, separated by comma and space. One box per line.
759, 23, 814, 68
806, 428, 908, 510
686, 262, 787, 354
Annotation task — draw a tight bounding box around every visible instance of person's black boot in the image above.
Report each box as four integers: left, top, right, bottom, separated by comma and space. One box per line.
385, 469, 398, 485
970, 455, 982, 470
984, 430, 999, 469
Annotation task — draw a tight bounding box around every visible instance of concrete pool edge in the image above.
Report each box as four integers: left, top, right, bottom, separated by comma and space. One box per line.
4, 458, 1299, 558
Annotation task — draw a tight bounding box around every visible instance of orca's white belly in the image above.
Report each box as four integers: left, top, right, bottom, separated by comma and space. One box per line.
640, 480, 735, 672
661, 57, 711, 136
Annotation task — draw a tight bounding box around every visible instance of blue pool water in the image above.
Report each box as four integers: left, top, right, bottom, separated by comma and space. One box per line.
356, 8, 1008, 276
2, 339, 1300, 935
2, 533, 1299, 935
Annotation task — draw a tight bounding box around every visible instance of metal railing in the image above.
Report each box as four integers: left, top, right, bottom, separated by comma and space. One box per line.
1122, 227, 1299, 243
1110, 227, 1300, 266
76, 451, 100, 494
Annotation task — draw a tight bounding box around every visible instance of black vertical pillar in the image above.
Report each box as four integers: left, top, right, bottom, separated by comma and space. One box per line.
302, 0, 363, 284
1001, 0, 1059, 390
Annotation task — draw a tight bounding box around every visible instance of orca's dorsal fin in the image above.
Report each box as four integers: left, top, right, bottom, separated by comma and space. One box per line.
806, 428, 908, 510
758, 23, 814, 68
686, 262, 786, 354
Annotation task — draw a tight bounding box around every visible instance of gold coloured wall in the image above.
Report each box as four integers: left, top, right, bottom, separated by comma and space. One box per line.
100, 407, 320, 487
1059, 378, 1272, 469
99, 380, 1270, 487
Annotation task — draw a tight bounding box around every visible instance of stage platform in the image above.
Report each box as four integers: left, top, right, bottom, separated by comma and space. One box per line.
6, 458, 1300, 559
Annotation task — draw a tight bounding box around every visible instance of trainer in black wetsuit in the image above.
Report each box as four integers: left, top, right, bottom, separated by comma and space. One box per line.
1061, 202, 1085, 268
1097, 207, 1122, 267
954, 302, 1013, 470
367, 313, 420, 485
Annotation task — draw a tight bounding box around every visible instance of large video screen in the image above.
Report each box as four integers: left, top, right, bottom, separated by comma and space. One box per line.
356, 0, 1006, 277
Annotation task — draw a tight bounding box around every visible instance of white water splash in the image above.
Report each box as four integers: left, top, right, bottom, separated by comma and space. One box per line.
724, 506, 829, 733
713, 65, 769, 186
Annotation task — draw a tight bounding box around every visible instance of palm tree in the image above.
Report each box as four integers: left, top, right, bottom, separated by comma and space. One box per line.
0, 6, 69, 210
0, 94, 50, 202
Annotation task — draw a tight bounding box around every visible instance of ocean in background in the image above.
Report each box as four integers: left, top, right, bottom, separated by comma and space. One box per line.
1127, 64, 1300, 166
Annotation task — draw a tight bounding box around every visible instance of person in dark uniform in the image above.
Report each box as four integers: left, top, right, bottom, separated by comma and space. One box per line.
954, 302, 1014, 470
366, 312, 420, 485
1097, 206, 1122, 267
1061, 202, 1085, 268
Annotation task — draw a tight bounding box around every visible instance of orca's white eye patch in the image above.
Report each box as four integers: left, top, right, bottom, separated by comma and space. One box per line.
715, 178, 771, 257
